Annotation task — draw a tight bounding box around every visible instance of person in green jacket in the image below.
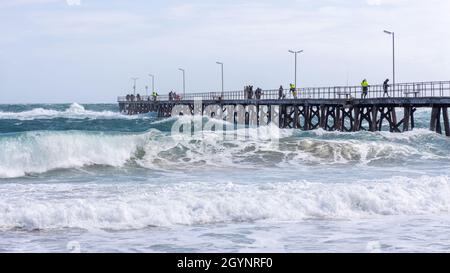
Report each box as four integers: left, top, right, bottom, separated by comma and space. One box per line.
152, 91, 159, 101
361, 79, 369, 99
290, 83, 298, 99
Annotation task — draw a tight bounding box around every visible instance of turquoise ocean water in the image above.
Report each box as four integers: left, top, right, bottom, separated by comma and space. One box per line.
1, 103, 450, 252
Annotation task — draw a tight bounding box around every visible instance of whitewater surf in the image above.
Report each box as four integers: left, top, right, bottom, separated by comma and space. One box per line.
1, 103, 450, 252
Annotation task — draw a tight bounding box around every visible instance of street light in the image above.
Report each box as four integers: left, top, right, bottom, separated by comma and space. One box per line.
216, 61, 224, 97
384, 30, 396, 90
288, 49, 304, 88
178, 68, 185, 97
148, 74, 155, 94
131, 77, 139, 95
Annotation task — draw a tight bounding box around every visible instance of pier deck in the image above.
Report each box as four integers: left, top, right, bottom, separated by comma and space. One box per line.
118, 81, 450, 136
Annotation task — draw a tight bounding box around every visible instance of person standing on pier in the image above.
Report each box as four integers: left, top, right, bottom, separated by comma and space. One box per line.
152, 91, 158, 101
248, 86, 254, 99
361, 79, 369, 99
290, 83, 297, 99
383, 79, 390, 97
279, 85, 285, 99
255, 88, 262, 100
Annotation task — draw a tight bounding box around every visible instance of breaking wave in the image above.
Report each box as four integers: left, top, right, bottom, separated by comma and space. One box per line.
1, 175, 450, 231
0, 103, 138, 120
0, 125, 448, 178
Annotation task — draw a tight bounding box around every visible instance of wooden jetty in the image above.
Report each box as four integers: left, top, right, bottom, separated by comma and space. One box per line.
118, 81, 450, 136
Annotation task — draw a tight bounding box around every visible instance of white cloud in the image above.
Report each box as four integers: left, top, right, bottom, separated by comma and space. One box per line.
0, 0, 59, 6
66, 0, 81, 6
167, 3, 198, 19
1, 0, 450, 102
0, 0, 81, 7
366, 0, 410, 6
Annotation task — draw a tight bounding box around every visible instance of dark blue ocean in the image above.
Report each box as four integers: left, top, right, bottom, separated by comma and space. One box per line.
1, 103, 450, 252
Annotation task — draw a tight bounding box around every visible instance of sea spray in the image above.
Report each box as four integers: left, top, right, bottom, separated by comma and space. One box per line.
0, 126, 448, 178
1, 175, 450, 231
0, 103, 141, 120
1, 104, 450, 252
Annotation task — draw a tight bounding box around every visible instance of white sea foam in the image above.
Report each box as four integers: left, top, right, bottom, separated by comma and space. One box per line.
290, 138, 442, 165
0, 127, 447, 178
1, 175, 449, 231
0, 103, 139, 120
0, 131, 148, 178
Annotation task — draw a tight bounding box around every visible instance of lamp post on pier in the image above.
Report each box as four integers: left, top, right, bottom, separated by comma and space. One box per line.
148, 74, 155, 94
131, 77, 139, 95
178, 68, 186, 98
384, 30, 396, 91
288, 49, 304, 88
216, 61, 224, 98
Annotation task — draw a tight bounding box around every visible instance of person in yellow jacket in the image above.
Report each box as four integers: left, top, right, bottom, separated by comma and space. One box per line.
152, 91, 159, 101
290, 83, 298, 99
361, 79, 369, 99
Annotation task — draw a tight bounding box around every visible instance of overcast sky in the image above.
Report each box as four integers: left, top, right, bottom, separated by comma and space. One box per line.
0, 0, 449, 103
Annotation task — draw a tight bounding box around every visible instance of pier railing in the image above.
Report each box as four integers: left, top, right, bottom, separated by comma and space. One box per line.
118, 81, 450, 102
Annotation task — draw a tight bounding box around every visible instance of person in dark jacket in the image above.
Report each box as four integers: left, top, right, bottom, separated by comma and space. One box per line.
383, 79, 390, 97
255, 88, 262, 100
248, 86, 254, 99
279, 85, 284, 99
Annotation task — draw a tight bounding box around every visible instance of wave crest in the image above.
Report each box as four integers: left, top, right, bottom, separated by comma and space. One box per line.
0, 103, 138, 120
1, 176, 449, 231
0, 127, 447, 178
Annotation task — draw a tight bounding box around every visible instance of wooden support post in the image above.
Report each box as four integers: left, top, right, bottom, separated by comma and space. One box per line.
370, 106, 378, 132
335, 107, 341, 131
267, 105, 272, 124
323, 107, 329, 130
430, 106, 439, 132
403, 106, 411, 132
326, 107, 333, 131
391, 107, 398, 132
304, 105, 310, 130
278, 105, 283, 128
443, 107, 450, 137
353, 107, 361, 132
256, 104, 260, 126
378, 107, 385, 131
320, 105, 326, 129
283, 106, 289, 128
294, 106, 299, 129
436, 107, 442, 134
340, 108, 347, 131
